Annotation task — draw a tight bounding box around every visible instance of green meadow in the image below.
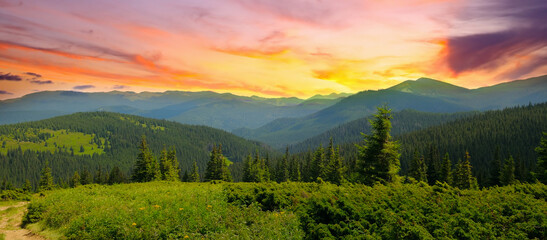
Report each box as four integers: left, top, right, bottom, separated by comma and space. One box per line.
0, 128, 105, 156
22, 182, 547, 239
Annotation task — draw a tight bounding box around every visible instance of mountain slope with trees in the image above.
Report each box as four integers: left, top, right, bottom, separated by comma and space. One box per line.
0, 112, 275, 188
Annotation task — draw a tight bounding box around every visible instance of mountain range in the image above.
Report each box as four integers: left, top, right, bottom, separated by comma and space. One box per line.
234, 75, 547, 147
1, 75, 545, 148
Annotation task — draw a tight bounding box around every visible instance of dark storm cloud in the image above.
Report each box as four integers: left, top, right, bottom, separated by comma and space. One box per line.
73, 85, 95, 90
0, 72, 22, 81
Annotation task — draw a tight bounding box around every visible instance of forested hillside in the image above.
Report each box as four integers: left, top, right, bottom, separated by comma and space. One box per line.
0, 112, 275, 188
329, 103, 547, 187
291, 109, 477, 153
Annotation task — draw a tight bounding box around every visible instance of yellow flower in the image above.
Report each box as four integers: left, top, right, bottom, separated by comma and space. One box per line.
139, 207, 145, 210
274, 213, 279, 217
132, 222, 137, 226
184, 235, 189, 238
179, 208, 184, 211
280, 211, 285, 215
154, 205, 161, 208
207, 205, 212, 208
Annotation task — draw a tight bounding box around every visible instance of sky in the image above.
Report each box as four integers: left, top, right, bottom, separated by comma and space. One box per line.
0, 0, 546, 100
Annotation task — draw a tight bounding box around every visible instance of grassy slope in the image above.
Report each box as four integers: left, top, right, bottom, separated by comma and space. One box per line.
24, 182, 547, 239
0, 129, 104, 155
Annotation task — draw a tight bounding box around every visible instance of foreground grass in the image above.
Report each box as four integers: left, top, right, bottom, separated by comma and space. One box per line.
25, 182, 547, 239
24, 182, 302, 239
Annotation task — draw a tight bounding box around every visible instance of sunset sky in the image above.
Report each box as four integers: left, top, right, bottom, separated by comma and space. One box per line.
0, 0, 546, 99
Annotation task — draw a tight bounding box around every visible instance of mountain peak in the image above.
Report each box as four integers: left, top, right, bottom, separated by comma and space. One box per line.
388, 77, 469, 97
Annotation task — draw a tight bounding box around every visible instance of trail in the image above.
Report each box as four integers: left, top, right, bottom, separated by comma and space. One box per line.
0, 202, 45, 240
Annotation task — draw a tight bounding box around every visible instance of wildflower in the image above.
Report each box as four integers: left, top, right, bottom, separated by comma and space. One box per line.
132, 223, 137, 226
274, 213, 279, 217
184, 235, 189, 238
154, 205, 161, 208
207, 205, 212, 208
280, 211, 285, 215
179, 208, 184, 211
139, 207, 145, 210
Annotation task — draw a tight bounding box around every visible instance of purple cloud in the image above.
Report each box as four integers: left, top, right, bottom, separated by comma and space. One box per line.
0, 73, 22, 81
73, 85, 95, 90
113, 85, 128, 89
0, 90, 13, 95
445, 0, 547, 78
25, 72, 42, 78
30, 80, 53, 84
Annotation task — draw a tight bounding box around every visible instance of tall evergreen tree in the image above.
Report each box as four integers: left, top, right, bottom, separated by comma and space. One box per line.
132, 136, 159, 182
357, 106, 400, 185
71, 171, 81, 188
204, 144, 232, 182
242, 154, 252, 182
38, 160, 54, 191
440, 153, 452, 184
533, 132, 547, 184
189, 161, 200, 182
310, 145, 325, 181
325, 146, 344, 184
80, 168, 92, 185
425, 145, 440, 185
276, 147, 290, 182
455, 152, 475, 189
500, 155, 516, 186
489, 146, 502, 186
108, 166, 125, 184
167, 148, 180, 181
409, 150, 428, 182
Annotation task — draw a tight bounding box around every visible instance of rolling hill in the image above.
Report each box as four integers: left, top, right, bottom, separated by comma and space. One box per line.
0, 91, 342, 131
234, 75, 547, 147
0, 112, 276, 187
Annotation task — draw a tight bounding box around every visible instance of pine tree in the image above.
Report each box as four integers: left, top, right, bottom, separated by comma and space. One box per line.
426, 145, 440, 185
357, 106, 401, 185
205, 144, 232, 182
276, 147, 290, 182
132, 136, 158, 182
167, 148, 180, 181
409, 150, 428, 182
94, 167, 104, 184
108, 166, 125, 184
455, 152, 475, 189
71, 171, 81, 188
189, 161, 200, 182
182, 170, 189, 182
500, 155, 516, 186
243, 154, 252, 182
325, 146, 344, 184
310, 145, 325, 182
440, 153, 452, 184
533, 132, 547, 184
38, 160, 54, 191
489, 146, 502, 186
80, 169, 92, 185
79, 145, 85, 153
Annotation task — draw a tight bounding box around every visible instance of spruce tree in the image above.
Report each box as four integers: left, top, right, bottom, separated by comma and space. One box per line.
108, 166, 125, 184
276, 147, 290, 182
310, 145, 325, 181
23, 180, 32, 193
71, 171, 81, 188
357, 106, 400, 185
409, 150, 427, 182
440, 153, 452, 184
456, 152, 475, 189
132, 136, 158, 182
205, 144, 232, 182
189, 161, 200, 182
533, 132, 547, 184
166, 148, 180, 181
500, 155, 516, 186
38, 160, 54, 191
80, 169, 92, 185
426, 145, 440, 185
489, 146, 502, 186
243, 154, 252, 182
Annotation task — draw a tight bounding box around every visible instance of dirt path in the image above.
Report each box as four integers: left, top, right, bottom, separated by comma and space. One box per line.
0, 202, 45, 240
